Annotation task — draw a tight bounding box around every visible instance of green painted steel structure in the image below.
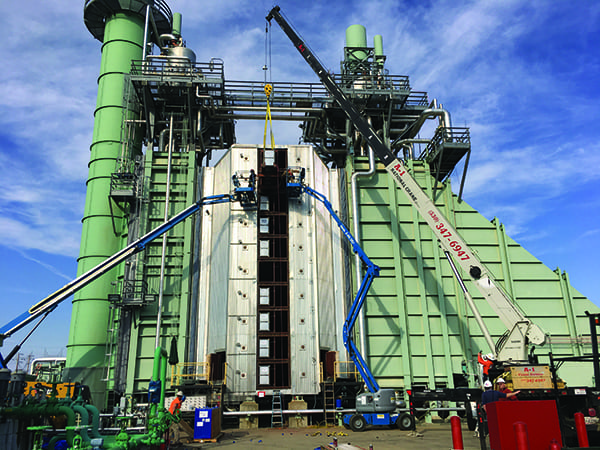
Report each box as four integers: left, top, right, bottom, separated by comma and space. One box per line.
68, 0, 172, 406
118, 150, 198, 394
348, 156, 596, 388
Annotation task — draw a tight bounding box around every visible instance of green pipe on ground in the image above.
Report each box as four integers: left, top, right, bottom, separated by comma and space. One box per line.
1, 403, 76, 446
150, 346, 168, 417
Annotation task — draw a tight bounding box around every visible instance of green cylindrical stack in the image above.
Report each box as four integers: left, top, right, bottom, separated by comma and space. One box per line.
172, 12, 182, 37
345, 24, 367, 61
66, 0, 171, 406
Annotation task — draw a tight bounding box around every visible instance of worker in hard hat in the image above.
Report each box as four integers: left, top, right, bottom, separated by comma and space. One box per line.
477, 351, 495, 381
169, 391, 186, 415
481, 380, 520, 411
496, 377, 517, 400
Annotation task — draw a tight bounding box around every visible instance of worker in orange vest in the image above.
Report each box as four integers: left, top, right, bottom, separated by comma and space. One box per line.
169, 391, 186, 415
477, 351, 495, 381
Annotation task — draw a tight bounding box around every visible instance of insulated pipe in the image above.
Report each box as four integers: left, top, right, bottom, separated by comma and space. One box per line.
155, 114, 175, 349
391, 105, 451, 147
142, 5, 150, 60
70, 403, 91, 442
393, 138, 431, 159
84, 403, 102, 439
351, 118, 376, 359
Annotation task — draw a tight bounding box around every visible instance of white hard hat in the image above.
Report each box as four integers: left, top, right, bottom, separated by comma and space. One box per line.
497, 378, 506, 384
176, 391, 184, 396
486, 353, 495, 361
484, 380, 492, 388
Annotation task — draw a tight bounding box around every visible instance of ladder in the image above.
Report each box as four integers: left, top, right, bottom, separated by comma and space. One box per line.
271, 391, 284, 428
323, 382, 336, 426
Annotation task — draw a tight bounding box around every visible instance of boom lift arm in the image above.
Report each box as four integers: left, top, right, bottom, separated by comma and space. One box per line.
268, 6, 545, 362
0, 187, 255, 367
287, 171, 380, 392
288, 172, 399, 431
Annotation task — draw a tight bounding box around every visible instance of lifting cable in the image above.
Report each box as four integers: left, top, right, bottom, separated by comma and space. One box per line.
263, 20, 275, 149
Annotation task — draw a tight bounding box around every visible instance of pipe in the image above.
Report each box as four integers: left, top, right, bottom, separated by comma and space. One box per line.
350, 117, 377, 359
393, 138, 431, 159
149, 346, 169, 418
391, 102, 451, 147
155, 114, 174, 349
172, 13, 182, 37
71, 403, 91, 442
84, 403, 102, 439
142, 5, 150, 60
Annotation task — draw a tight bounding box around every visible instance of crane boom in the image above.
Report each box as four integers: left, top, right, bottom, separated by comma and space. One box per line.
267, 6, 545, 362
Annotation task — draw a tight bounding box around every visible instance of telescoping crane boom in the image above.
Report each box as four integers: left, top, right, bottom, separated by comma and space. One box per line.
267, 6, 545, 363
0, 177, 257, 368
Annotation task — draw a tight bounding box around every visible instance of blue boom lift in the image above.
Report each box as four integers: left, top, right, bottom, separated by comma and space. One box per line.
286, 168, 402, 431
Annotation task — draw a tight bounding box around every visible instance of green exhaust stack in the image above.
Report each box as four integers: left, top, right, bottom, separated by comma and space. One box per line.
65, 0, 172, 406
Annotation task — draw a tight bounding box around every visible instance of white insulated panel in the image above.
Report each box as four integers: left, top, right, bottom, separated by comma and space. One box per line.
227, 354, 256, 394
228, 279, 256, 316
231, 212, 257, 244
227, 315, 256, 355
196, 168, 215, 361
287, 145, 321, 395
259, 287, 270, 305
259, 217, 270, 233
259, 338, 270, 358
230, 243, 256, 279
204, 152, 233, 354
258, 365, 270, 385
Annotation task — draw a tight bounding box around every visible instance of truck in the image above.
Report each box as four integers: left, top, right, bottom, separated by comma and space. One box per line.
266, 4, 545, 366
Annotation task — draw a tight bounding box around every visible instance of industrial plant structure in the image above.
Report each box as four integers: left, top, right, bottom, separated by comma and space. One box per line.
58, 0, 596, 418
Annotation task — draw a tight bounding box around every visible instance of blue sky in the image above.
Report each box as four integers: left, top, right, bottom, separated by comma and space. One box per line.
1, 0, 599, 370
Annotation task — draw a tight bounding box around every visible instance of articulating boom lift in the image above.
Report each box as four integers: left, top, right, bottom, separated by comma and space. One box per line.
268, 5, 546, 364
287, 169, 400, 431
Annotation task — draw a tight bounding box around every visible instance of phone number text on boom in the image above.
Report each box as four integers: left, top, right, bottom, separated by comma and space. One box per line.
428, 210, 470, 261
